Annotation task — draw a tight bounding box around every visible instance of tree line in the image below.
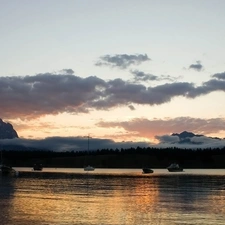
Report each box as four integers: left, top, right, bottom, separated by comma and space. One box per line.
1, 146, 225, 168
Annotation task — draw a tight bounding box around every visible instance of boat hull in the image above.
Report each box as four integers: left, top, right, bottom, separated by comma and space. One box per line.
84, 166, 95, 171
0, 165, 16, 176
167, 163, 183, 172
33, 164, 43, 171
167, 168, 183, 172
142, 168, 154, 173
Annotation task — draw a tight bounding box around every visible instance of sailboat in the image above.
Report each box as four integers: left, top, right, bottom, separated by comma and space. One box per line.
84, 165, 95, 171
84, 135, 95, 171
33, 163, 43, 171
167, 163, 183, 172
142, 167, 154, 174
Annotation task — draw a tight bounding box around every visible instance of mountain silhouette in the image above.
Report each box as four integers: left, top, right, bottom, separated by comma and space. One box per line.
171, 131, 221, 144
0, 118, 19, 139
172, 131, 203, 138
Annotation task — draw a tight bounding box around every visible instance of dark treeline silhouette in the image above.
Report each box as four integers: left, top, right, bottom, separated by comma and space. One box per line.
1, 146, 225, 168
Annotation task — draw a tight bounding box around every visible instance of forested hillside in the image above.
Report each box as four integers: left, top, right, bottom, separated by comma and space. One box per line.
2, 146, 225, 168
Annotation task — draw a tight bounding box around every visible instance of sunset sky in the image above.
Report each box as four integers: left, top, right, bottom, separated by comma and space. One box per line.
1, 0, 225, 151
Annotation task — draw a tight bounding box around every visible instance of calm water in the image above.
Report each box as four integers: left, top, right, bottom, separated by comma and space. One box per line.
1, 168, 225, 225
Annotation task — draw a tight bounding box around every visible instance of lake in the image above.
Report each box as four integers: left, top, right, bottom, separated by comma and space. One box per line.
1, 168, 225, 225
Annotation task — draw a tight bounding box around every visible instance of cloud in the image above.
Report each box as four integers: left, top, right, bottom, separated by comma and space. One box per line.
0, 136, 150, 152
1, 128, 224, 151
155, 134, 225, 149
212, 72, 225, 80
155, 135, 180, 143
90, 80, 195, 110
96, 116, 225, 149
189, 61, 203, 71
156, 138, 225, 149
97, 117, 225, 140
128, 105, 135, 110
187, 78, 225, 98
1, 70, 225, 119
190, 136, 218, 144
95, 54, 150, 69
130, 70, 176, 82
0, 71, 107, 119
2, 116, 225, 151
60, 69, 75, 75
130, 70, 158, 81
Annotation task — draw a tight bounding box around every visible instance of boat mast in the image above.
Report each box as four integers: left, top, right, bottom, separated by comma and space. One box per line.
88, 135, 89, 151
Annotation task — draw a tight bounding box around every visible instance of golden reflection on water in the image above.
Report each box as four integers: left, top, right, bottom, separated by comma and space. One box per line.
8, 175, 161, 225
132, 178, 159, 210
2, 170, 225, 225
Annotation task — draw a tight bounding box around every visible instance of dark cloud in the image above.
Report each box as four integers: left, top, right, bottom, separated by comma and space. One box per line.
0, 136, 150, 152
187, 79, 225, 98
1, 70, 225, 119
155, 135, 180, 143
212, 72, 225, 80
155, 134, 225, 149
95, 54, 150, 69
0, 129, 224, 151
130, 70, 176, 82
90, 80, 195, 110
130, 70, 158, 81
189, 61, 203, 71
60, 69, 75, 75
128, 105, 135, 110
0, 71, 107, 119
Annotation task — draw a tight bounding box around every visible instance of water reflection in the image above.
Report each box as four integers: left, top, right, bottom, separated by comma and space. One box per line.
0, 176, 17, 225
0, 170, 225, 224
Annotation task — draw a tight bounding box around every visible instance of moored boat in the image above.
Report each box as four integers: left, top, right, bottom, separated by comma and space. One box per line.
33, 163, 43, 171
167, 163, 183, 172
142, 168, 154, 173
84, 165, 95, 171
0, 164, 17, 176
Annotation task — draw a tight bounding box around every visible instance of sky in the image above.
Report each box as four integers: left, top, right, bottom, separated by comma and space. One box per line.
1, 0, 225, 151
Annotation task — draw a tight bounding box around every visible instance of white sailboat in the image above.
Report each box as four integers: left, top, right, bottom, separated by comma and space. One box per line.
84, 135, 95, 171
167, 163, 183, 172
84, 165, 95, 171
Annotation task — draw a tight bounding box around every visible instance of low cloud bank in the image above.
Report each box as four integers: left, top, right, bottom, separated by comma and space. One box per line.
0, 132, 224, 152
